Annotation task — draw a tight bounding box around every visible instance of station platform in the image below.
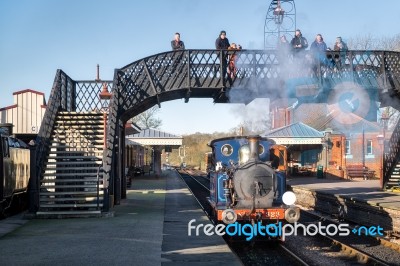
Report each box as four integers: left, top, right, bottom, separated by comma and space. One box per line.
0, 171, 241, 265
287, 176, 400, 233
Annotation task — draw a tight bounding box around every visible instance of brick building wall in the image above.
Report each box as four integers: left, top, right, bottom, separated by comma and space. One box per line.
326, 133, 382, 179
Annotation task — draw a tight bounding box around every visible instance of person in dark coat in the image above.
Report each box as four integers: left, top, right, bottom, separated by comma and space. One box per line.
215, 30, 230, 49
171, 32, 185, 50
290, 29, 308, 54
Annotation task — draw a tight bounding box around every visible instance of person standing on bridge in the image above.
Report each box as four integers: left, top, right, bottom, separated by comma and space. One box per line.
310, 34, 328, 76
228, 43, 238, 79
171, 32, 185, 50
333, 36, 348, 69
290, 29, 308, 55
215, 31, 231, 80
215, 30, 230, 49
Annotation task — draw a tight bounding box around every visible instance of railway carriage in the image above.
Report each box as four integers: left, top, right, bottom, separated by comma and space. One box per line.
0, 129, 31, 217
207, 135, 300, 237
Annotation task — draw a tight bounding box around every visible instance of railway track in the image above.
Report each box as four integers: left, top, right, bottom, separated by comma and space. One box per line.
298, 209, 400, 265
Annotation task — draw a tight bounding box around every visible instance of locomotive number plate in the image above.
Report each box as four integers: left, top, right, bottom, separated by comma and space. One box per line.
264, 209, 284, 219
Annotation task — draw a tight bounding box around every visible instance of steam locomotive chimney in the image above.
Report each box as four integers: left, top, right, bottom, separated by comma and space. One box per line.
248, 135, 260, 161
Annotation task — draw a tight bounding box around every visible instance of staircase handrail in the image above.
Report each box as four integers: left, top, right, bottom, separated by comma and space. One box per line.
35, 70, 75, 180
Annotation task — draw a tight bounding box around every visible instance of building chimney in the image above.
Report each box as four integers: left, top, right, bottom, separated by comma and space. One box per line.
96, 64, 100, 81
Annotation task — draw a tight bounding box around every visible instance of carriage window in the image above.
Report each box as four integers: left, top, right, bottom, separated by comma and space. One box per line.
221, 144, 233, 156
258, 144, 265, 156
239, 145, 250, 165
9, 137, 20, 148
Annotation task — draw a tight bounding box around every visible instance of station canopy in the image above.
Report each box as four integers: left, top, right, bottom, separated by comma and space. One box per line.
265, 122, 324, 145
126, 128, 183, 149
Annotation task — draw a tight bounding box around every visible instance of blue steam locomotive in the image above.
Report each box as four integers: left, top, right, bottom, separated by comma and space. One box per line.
207, 135, 300, 235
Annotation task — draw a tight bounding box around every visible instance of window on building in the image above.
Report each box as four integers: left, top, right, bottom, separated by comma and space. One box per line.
345, 140, 351, 154
366, 139, 373, 155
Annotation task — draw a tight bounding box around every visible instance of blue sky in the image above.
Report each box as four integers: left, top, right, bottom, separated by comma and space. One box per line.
1, 0, 399, 135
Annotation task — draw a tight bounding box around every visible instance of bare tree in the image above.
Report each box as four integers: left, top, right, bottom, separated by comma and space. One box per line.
348, 33, 400, 51
377, 34, 400, 51
379, 106, 400, 131
130, 106, 162, 129
347, 33, 377, 50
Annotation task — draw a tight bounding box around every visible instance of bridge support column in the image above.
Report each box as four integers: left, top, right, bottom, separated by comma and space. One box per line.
153, 147, 162, 177
28, 144, 38, 213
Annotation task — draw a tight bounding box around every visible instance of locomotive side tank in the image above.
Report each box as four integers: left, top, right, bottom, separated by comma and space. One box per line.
207, 135, 300, 229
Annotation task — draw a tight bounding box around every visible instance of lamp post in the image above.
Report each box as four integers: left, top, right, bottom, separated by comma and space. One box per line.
381, 112, 389, 153
99, 83, 111, 148
377, 134, 384, 189
323, 128, 333, 178
99, 82, 111, 211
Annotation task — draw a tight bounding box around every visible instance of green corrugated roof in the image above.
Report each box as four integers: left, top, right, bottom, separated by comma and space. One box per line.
127, 128, 181, 138
265, 122, 323, 138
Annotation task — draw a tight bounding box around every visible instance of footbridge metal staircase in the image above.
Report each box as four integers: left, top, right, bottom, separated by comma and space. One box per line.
37, 112, 105, 217
35, 73, 111, 218
33, 49, 400, 217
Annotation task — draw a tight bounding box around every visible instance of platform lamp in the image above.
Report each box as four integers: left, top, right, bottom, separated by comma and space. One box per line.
273, 0, 285, 24
377, 134, 384, 189
381, 111, 389, 153
98, 82, 112, 210
273, 0, 285, 38
99, 82, 112, 147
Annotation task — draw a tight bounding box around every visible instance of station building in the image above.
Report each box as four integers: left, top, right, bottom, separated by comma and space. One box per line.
0, 89, 47, 143
268, 100, 389, 180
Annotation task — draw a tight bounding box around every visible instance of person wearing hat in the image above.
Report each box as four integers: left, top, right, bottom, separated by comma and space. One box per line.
215, 30, 230, 49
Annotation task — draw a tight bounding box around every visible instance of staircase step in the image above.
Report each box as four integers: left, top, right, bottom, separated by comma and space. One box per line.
56, 116, 103, 119
55, 121, 103, 126
40, 191, 104, 196
46, 156, 101, 160
53, 127, 104, 132
43, 172, 101, 177
44, 166, 102, 171
53, 129, 104, 134
36, 210, 102, 218
41, 178, 101, 183
51, 135, 104, 139
40, 184, 103, 189
45, 161, 102, 166
40, 197, 102, 202
39, 203, 103, 208
47, 152, 103, 157
49, 143, 104, 148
